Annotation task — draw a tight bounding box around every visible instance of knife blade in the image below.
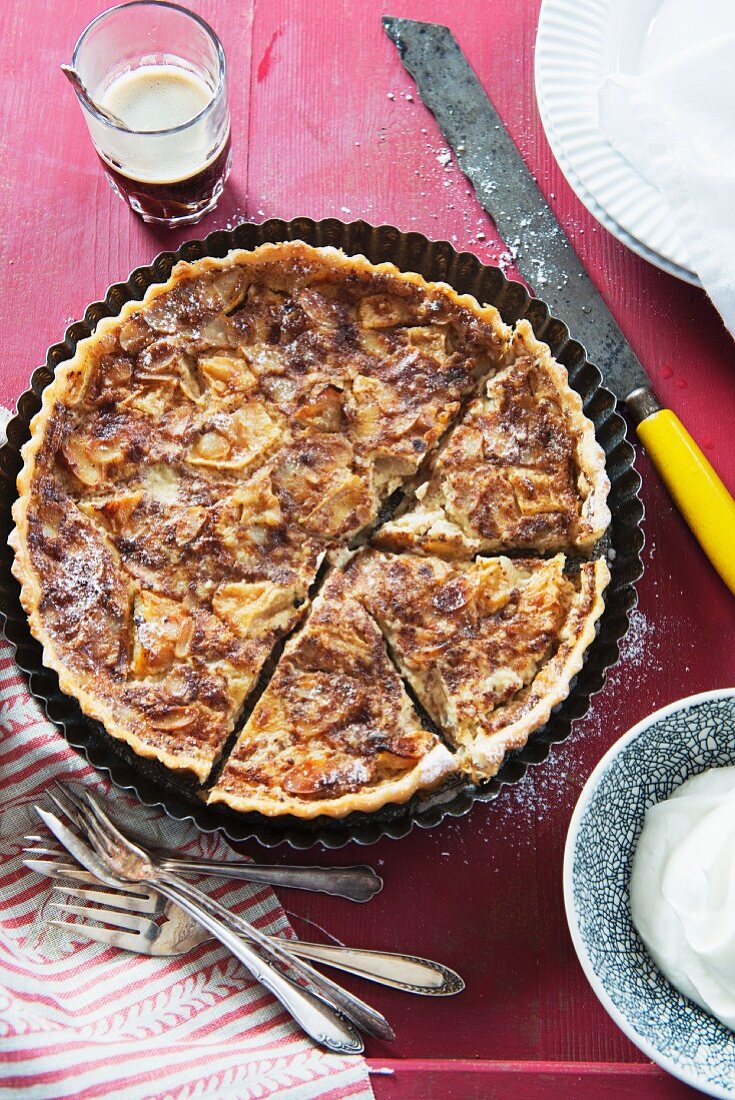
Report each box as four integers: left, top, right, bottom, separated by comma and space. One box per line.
383, 16, 735, 596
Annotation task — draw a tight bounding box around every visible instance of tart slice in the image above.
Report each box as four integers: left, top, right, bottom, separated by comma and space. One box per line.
373, 321, 610, 559
208, 570, 457, 818
346, 548, 610, 780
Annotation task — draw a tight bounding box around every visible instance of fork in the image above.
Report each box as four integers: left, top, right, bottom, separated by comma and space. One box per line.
22, 834, 382, 902
39, 832, 384, 903
34, 806, 366, 1054
28, 847, 463, 994
38, 785, 395, 1046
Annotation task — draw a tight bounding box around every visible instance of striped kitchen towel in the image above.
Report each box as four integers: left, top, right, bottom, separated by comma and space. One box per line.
0, 645, 374, 1100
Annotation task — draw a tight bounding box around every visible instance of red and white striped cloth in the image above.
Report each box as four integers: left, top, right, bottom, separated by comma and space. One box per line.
0, 579, 373, 1096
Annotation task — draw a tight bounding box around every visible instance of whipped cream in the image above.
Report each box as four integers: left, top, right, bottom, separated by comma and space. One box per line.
630, 766, 735, 1030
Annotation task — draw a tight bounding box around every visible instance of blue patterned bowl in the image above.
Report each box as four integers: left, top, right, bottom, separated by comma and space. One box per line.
564, 689, 735, 1098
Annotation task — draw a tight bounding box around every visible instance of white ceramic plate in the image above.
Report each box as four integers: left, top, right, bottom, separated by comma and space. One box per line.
532, 0, 735, 285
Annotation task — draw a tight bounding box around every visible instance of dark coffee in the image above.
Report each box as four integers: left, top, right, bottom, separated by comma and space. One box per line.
100, 134, 232, 223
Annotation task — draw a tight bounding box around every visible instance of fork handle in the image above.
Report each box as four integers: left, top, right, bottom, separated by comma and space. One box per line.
156, 870, 394, 1041
278, 940, 465, 996
149, 876, 363, 1054
159, 859, 382, 902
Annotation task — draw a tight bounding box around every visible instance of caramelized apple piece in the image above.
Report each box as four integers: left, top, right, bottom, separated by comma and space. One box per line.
282, 755, 369, 797
358, 293, 416, 329
189, 403, 281, 469
295, 384, 346, 432
131, 591, 194, 676
212, 580, 296, 638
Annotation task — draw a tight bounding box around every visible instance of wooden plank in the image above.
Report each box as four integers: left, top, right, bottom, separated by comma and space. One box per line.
0, 1, 732, 1093
367, 1060, 702, 1099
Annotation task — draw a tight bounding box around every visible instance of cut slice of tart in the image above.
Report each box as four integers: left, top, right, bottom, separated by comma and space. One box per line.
373, 321, 611, 559
208, 570, 457, 818
11, 454, 324, 781
346, 548, 610, 781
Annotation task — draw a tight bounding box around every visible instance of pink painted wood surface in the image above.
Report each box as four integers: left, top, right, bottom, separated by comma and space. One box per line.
1, 1, 734, 1095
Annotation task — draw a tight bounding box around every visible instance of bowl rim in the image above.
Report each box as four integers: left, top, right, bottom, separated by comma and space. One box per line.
563, 686, 735, 1099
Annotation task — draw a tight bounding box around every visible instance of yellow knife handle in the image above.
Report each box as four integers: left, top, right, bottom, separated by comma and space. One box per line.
636, 407, 735, 595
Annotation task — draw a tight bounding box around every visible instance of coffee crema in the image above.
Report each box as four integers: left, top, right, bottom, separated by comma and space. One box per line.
97, 65, 231, 222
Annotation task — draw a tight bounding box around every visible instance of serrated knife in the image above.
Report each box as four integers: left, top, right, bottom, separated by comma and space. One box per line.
383, 16, 735, 596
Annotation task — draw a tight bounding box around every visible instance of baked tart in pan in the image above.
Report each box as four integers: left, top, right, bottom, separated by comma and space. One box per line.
10, 239, 612, 821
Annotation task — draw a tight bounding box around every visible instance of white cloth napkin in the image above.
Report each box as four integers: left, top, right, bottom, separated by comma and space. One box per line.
598, 33, 735, 338
0, 654, 375, 1100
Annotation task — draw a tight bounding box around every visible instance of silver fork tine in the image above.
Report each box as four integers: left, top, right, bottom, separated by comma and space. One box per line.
22, 847, 154, 897
49, 918, 148, 953
50, 792, 115, 863
50, 899, 152, 933
50, 881, 161, 916
85, 811, 119, 864
48, 785, 87, 830
23, 853, 112, 888
24, 844, 78, 859
23, 858, 105, 886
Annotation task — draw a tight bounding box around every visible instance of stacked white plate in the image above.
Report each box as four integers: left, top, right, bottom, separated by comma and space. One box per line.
535, 0, 735, 286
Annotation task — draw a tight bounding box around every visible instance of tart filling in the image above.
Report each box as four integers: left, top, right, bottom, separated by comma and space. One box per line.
208, 571, 456, 818
346, 549, 610, 781
374, 322, 611, 559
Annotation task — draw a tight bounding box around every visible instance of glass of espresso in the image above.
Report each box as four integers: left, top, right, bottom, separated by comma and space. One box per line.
70, 1, 231, 227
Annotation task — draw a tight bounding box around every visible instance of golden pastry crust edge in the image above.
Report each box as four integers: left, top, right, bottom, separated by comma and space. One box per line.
206, 741, 459, 819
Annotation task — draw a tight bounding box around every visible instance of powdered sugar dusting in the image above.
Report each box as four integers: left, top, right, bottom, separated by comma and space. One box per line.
605, 607, 659, 691
494, 756, 575, 827
0, 404, 12, 445
419, 743, 457, 784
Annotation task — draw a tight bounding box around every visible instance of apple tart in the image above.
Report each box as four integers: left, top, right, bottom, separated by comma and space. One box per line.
11, 240, 611, 819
